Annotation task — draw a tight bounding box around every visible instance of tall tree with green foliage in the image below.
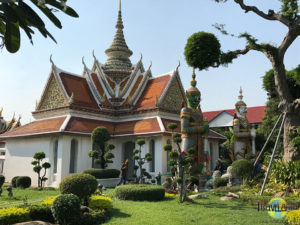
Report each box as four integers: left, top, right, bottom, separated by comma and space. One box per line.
0, 0, 78, 53
257, 65, 300, 161
89, 126, 115, 169
185, 0, 300, 161
31, 152, 51, 189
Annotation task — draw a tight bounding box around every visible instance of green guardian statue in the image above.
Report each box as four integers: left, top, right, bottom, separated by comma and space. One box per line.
180, 70, 209, 167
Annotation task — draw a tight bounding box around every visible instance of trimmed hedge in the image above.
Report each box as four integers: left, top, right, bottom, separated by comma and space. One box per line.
59, 173, 98, 200
89, 195, 112, 210
115, 184, 165, 201
16, 176, 31, 189
232, 159, 254, 181
80, 210, 106, 225
11, 176, 19, 188
0, 207, 30, 225
27, 205, 55, 223
83, 168, 120, 179
0, 175, 5, 187
213, 177, 228, 189
51, 194, 81, 225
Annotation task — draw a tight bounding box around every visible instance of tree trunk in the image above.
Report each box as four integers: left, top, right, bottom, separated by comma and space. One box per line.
270, 55, 300, 161
283, 112, 300, 161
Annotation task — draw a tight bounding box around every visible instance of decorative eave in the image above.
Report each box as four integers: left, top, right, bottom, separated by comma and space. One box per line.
35, 61, 70, 112
158, 63, 186, 107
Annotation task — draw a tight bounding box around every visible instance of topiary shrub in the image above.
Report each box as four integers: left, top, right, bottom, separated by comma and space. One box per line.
115, 184, 165, 201
59, 173, 97, 201
51, 194, 81, 225
16, 176, 31, 189
80, 210, 106, 225
83, 168, 120, 179
11, 176, 19, 188
27, 205, 55, 223
0, 207, 30, 224
89, 195, 112, 211
232, 159, 254, 184
213, 177, 228, 189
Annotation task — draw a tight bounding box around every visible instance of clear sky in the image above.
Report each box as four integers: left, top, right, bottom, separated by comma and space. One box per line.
0, 0, 299, 123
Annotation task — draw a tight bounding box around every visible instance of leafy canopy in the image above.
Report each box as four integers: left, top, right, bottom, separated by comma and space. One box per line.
0, 0, 78, 53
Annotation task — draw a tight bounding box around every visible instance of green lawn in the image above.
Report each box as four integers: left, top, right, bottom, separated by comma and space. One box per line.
103, 189, 281, 225
0, 187, 286, 225
0, 186, 59, 208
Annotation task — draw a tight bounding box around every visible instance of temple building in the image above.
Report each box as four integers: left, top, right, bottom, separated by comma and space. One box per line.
0, 109, 21, 174
0, 1, 225, 187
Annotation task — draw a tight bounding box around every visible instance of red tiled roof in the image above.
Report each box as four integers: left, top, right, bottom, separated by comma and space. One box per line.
90, 73, 111, 106
0, 117, 66, 138
59, 72, 99, 109
202, 106, 266, 124
120, 77, 129, 91
65, 117, 162, 136
135, 75, 171, 110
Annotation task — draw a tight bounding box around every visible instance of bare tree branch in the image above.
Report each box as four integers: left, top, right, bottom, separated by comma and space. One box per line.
279, 27, 300, 58
234, 0, 291, 27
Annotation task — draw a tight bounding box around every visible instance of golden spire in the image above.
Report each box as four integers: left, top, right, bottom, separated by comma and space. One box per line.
119, 0, 121, 11
0, 108, 2, 117
103, 0, 133, 83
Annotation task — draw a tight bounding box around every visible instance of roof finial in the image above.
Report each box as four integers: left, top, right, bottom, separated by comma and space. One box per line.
92, 50, 96, 59
176, 60, 181, 71
119, 0, 121, 11
238, 86, 243, 100
50, 54, 54, 66
0, 107, 2, 117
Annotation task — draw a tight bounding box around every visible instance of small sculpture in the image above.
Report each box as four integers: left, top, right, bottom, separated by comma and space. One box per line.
6, 186, 13, 197
233, 88, 256, 160
97, 184, 104, 195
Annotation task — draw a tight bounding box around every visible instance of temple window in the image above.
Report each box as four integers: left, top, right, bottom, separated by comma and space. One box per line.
53, 139, 58, 174
69, 139, 78, 173
149, 139, 155, 172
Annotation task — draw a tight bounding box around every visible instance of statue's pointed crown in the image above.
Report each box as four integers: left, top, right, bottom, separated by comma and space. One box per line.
235, 87, 247, 107
186, 69, 200, 97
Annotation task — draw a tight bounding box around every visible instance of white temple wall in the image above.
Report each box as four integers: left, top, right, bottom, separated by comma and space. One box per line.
209, 112, 233, 128
3, 137, 52, 187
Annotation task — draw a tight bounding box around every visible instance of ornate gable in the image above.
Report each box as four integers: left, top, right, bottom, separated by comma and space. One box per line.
159, 76, 185, 112
38, 73, 69, 111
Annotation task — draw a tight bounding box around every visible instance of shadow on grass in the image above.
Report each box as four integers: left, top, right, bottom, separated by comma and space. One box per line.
109, 208, 131, 219
202, 202, 247, 210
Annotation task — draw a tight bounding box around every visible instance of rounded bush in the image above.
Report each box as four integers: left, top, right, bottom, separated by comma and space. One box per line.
59, 173, 97, 200
213, 177, 228, 189
91, 126, 110, 145
80, 210, 106, 225
16, 176, 31, 189
184, 32, 221, 70
0, 175, 5, 187
82, 168, 120, 179
115, 184, 165, 201
11, 176, 19, 188
89, 195, 112, 210
51, 194, 81, 225
232, 159, 254, 180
